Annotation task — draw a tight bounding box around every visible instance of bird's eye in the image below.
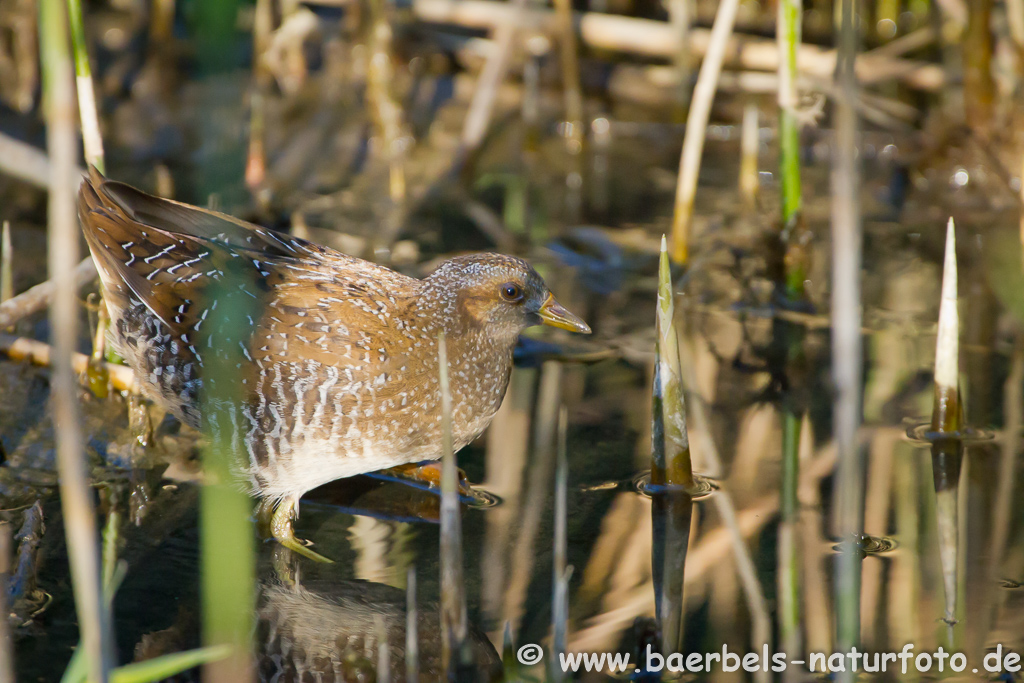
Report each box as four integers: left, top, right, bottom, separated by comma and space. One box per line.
500, 282, 524, 302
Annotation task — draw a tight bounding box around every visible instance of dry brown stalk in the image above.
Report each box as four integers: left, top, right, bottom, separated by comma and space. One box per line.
0, 333, 136, 392
0, 256, 96, 329
412, 0, 944, 91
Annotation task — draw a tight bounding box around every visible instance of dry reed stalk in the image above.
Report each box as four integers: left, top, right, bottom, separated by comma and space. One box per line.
459, 0, 524, 157
481, 370, 532, 619
502, 362, 561, 629
0, 256, 96, 329
667, 0, 741, 263
739, 103, 759, 209
0, 222, 11, 304
0, 131, 82, 189
552, 0, 583, 150
411, 0, 945, 90
0, 333, 136, 392
668, 0, 692, 112
1009, 0, 1024, 50
831, 1, 863, 679
859, 429, 897, 645
41, 0, 113, 679
963, 0, 994, 132
245, 0, 274, 191
366, 0, 407, 202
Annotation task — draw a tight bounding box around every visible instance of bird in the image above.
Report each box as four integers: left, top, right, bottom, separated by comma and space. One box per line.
77, 168, 590, 561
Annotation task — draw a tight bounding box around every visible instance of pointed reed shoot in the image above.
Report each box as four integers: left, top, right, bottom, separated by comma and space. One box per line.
41, 0, 113, 679
654, 236, 694, 489
1, 222, 12, 304
65, 0, 105, 171
930, 218, 962, 627
438, 331, 468, 673
668, 0, 742, 263
932, 218, 960, 426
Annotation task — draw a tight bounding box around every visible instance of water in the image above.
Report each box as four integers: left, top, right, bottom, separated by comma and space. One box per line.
2, 14, 1024, 682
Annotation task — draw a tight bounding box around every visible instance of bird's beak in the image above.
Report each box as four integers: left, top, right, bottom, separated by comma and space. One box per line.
538, 293, 592, 334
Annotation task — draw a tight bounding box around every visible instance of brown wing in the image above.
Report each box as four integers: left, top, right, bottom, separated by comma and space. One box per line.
78, 168, 436, 438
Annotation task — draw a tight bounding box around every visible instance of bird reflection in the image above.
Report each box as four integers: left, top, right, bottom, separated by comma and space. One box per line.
256, 575, 502, 683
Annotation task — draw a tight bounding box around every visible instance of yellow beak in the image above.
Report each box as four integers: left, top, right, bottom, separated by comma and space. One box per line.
538, 293, 591, 334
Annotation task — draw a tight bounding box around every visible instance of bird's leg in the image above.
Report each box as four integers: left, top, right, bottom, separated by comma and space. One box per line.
380, 461, 475, 496
266, 498, 333, 564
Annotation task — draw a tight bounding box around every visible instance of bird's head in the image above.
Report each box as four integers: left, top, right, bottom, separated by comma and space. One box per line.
426, 254, 591, 342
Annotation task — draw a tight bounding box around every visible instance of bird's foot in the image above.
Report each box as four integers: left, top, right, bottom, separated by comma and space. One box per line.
378, 461, 475, 497
263, 498, 333, 564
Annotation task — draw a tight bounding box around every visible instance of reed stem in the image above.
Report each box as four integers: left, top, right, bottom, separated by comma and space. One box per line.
438, 332, 469, 675
778, 409, 802, 675
654, 236, 694, 489
65, 0, 105, 171
0, 222, 12, 305
668, 0, 742, 263
930, 218, 962, 628
830, 1, 863, 680
198, 260, 257, 683
41, 0, 114, 680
